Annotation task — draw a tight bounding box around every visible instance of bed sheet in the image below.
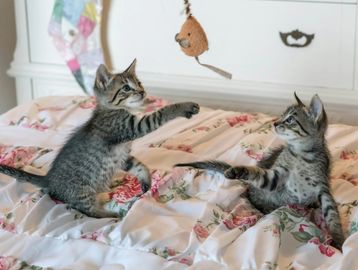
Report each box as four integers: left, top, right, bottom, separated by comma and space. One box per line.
0, 96, 358, 270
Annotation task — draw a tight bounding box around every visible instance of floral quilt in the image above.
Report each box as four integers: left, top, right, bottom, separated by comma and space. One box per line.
0, 96, 358, 270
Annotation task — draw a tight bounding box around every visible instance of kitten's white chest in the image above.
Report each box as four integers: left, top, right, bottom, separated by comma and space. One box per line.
287, 174, 316, 204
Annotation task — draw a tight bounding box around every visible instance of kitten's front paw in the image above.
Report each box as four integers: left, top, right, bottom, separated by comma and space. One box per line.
331, 240, 343, 251
331, 232, 344, 251
225, 166, 249, 180
181, 102, 200, 119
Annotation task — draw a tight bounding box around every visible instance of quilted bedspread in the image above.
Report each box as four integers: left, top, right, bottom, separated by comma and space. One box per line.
0, 96, 358, 270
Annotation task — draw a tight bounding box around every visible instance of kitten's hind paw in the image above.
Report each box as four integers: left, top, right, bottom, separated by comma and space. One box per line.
224, 166, 249, 180
141, 182, 151, 193
331, 240, 343, 251
331, 234, 344, 251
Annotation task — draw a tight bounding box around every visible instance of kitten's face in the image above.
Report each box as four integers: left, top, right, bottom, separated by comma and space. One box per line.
273, 94, 327, 143
93, 59, 146, 109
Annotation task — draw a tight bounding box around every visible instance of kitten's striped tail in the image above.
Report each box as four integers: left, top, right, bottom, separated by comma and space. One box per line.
175, 160, 231, 174
0, 165, 48, 188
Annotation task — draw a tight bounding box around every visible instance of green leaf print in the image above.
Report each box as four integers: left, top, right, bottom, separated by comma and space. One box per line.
74, 213, 84, 220
170, 181, 191, 200
291, 231, 313, 242
350, 221, 358, 235
118, 208, 128, 219
158, 194, 174, 203
179, 193, 191, 200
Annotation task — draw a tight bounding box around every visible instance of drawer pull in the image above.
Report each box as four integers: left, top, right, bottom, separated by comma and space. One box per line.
279, 29, 314, 48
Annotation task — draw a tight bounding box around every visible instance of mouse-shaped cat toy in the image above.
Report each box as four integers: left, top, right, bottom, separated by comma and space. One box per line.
175, 0, 232, 79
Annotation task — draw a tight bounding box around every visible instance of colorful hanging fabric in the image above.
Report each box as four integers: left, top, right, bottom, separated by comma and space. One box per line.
48, 0, 104, 95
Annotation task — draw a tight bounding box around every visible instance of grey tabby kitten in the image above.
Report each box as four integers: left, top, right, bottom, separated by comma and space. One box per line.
0, 59, 200, 218
176, 93, 344, 249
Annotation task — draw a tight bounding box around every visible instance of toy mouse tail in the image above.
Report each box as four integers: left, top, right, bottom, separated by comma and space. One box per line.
195, 57, 232, 80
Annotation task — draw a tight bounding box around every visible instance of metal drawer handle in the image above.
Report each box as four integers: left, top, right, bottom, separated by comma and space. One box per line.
279, 29, 314, 48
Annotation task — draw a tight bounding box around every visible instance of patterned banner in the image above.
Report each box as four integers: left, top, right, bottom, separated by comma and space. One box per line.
48, 0, 104, 95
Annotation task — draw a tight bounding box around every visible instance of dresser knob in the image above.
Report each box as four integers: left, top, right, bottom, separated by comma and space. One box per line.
279, 29, 314, 48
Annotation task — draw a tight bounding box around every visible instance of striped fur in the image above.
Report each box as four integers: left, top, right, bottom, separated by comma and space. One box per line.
0, 60, 200, 218
176, 94, 344, 249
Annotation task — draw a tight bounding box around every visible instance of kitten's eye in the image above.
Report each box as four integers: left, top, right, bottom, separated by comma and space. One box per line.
286, 116, 295, 124
122, 85, 131, 92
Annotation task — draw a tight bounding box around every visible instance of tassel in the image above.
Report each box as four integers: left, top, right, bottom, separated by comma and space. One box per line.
195, 57, 232, 80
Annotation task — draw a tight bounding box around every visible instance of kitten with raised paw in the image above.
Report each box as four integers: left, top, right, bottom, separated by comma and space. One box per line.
0, 59, 200, 218
176, 93, 344, 249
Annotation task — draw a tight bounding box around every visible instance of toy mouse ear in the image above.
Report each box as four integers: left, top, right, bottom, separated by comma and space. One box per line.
124, 58, 137, 75
95, 64, 112, 89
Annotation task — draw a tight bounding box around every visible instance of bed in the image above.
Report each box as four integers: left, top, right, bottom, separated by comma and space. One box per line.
0, 95, 358, 270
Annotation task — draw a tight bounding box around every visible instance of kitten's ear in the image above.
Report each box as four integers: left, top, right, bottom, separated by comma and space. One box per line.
309, 94, 325, 124
294, 92, 305, 107
124, 58, 137, 75
95, 64, 112, 89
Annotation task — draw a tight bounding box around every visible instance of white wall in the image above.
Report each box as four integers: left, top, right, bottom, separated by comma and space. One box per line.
0, 0, 17, 114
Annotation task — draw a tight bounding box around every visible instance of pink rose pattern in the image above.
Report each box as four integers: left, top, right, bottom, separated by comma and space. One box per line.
0, 217, 16, 233
150, 170, 168, 200
0, 145, 37, 168
223, 204, 262, 231
149, 143, 194, 153
109, 174, 143, 203
149, 247, 194, 266
167, 144, 193, 153
309, 237, 336, 257
223, 214, 259, 230
340, 150, 358, 160
177, 257, 193, 266
81, 231, 104, 241
0, 144, 52, 169
245, 149, 264, 161
0, 256, 44, 270
193, 223, 209, 240
78, 96, 97, 109
333, 172, 358, 186
226, 114, 254, 127
0, 256, 16, 270
1, 97, 357, 266
9, 116, 50, 131
193, 126, 210, 132
240, 143, 264, 161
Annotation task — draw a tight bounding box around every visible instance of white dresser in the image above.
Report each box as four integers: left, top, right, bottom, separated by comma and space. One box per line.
8, 0, 358, 124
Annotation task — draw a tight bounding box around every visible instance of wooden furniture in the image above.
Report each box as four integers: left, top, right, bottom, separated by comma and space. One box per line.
8, 0, 358, 124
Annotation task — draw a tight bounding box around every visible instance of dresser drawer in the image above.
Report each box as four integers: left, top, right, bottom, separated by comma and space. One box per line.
197, 1, 356, 89
32, 78, 84, 99
26, 0, 64, 65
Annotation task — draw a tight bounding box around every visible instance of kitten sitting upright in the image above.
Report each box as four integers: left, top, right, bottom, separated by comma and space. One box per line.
176, 93, 344, 249
0, 59, 200, 218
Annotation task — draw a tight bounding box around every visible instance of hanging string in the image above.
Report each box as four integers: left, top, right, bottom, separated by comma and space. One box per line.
183, 0, 192, 18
